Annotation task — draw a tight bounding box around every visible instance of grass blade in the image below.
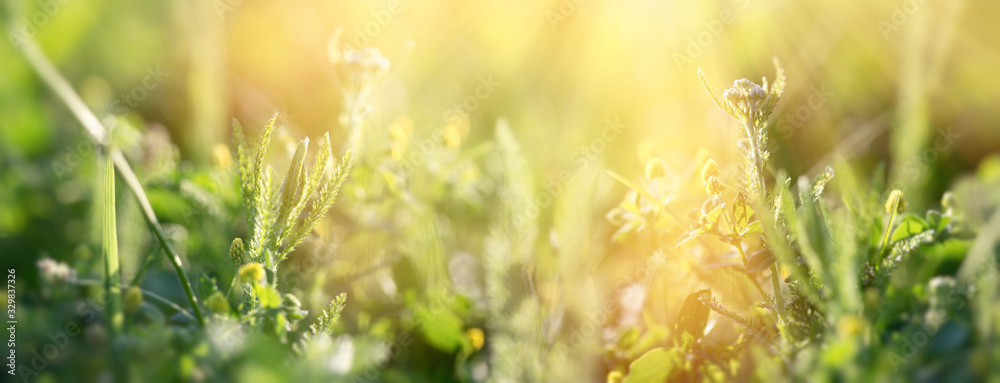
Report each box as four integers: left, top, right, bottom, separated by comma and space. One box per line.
104, 153, 122, 335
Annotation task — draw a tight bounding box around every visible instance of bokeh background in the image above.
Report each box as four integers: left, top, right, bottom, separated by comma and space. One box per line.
2, 0, 1000, 381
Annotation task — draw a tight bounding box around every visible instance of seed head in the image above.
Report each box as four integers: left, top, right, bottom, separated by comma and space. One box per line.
701, 158, 719, 182
698, 58, 785, 134
700, 159, 724, 195
229, 238, 244, 266
238, 262, 266, 284
124, 286, 143, 313
885, 190, 906, 214
705, 177, 725, 196
644, 158, 667, 180
206, 291, 231, 314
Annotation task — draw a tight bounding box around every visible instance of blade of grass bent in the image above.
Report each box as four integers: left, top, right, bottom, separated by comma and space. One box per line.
17, 38, 205, 327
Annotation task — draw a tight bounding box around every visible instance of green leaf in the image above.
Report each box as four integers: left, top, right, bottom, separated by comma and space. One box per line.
623, 347, 681, 383
676, 204, 726, 247
746, 248, 776, 273
926, 210, 952, 233
617, 327, 640, 350
414, 307, 466, 353
700, 203, 726, 229
673, 289, 711, 342
891, 216, 929, 243
733, 193, 755, 232
275, 312, 288, 336
742, 220, 763, 236
255, 284, 282, 309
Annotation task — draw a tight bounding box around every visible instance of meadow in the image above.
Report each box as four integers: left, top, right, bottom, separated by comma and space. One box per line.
2, 0, 1000, 382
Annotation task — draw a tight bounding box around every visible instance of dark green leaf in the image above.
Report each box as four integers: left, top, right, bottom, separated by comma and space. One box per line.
746, 249, 776, 273
674, 289, 711, 342
926, 210, 952, 233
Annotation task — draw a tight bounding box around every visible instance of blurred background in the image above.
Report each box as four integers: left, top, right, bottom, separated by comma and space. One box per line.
2, 0, 999, 381
3, 0, 998, 215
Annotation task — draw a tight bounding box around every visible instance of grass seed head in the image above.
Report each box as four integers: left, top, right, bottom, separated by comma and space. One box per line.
229, 238, 245, 265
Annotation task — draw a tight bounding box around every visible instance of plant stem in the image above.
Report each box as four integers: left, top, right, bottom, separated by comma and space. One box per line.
878, 199, 901, 256
18, 39, 205, 327
71, 279, 197, 321
770, 263, 785, 320
733, 239, 748, 267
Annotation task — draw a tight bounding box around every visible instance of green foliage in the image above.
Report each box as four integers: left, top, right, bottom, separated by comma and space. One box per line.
233, 116, 354, 273
309, 292, 348, 336
622, 348, 682, 383
603, 61, 993, 382
10, 15, 1000, 381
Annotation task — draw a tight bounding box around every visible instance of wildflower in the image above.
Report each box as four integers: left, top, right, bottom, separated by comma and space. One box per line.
124, 286, 143, 313
607, 370, 624, 383
644, 158, 667, 180
206, 291, 230, 314
698, 59, 785, 135
238, 262, 266, 284
342, 47, 390, 79
332, 42, 391, 91
698, 60, 784, 201
701, 158, 719, 181
885, 190, 906, 214
701, 159, 724, 195
36, 257, 76, 284
466, 328, 485, 351
229, 238, 244, 266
